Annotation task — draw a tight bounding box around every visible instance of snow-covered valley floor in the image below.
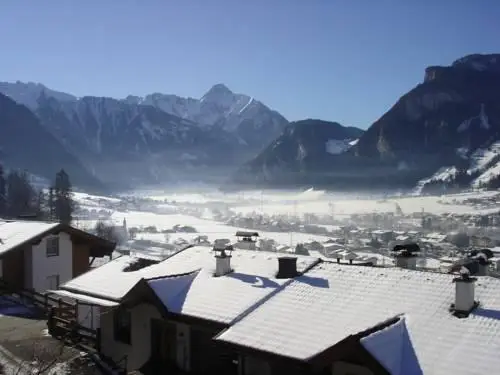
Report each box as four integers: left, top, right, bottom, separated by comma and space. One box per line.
72, 188, 500, 266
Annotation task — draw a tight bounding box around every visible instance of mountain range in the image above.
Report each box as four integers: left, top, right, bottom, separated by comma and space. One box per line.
232, 53, 500, 192
1, 52, 500, 193
231, 119, 363, 189
0, 93, 104, 190
0, 82, 289, 189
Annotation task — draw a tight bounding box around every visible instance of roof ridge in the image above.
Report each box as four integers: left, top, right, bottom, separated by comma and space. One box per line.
147, 270, 202, 312
224, 258, 323, 327
155, 244, 195, 262
145, 268, 202, 281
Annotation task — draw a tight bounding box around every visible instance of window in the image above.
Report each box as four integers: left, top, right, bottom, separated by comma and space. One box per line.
46, 275, 60, 290
114, 308, 132, 344
46, 237, 59, 257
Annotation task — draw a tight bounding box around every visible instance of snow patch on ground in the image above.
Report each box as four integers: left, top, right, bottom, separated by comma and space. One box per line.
325, 139, 350, 155
413, 166, 458, 195
456, 147, 468, 159
457, 103, 490, 132
469, 141, 500, 173
72, 192, 121, 203
473, 162, 500, 187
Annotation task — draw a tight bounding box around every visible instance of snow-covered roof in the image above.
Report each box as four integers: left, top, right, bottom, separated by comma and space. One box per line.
360, 315, 423, 375
216, 262, 500, 374
395, 235, 410, 241
0, 220, 59, 256
48, 289, 119, 307
372, 229, 392, 235
62, 246, 320, 323
61, 255, 142, 300
424, 233, 447, 241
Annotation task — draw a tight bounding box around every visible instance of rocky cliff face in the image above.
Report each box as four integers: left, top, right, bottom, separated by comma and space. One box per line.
343, 53, 500, 190
125, 83, 288, 149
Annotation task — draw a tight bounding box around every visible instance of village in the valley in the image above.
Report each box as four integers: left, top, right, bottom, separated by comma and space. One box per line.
2, 188, 500, 374
79, 189, 500, 274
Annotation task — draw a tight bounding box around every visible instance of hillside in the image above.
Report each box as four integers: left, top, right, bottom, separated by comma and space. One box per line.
0, 93, 104, 191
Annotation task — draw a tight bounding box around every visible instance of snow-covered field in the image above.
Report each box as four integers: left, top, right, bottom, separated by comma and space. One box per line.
228, 189, 500, 217
82, 211, 331, 248
123, 188, 500, 216
72, 188, 500, 262
72, 191, 121, 205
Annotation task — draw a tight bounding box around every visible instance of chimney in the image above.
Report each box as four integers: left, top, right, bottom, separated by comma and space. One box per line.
453, 270, 477, 313
474, 253, 491, 276
477, 262, 489, 276
276, 256, 298, 279
392, 244, 420, 270
213, 245, 233, 277
395, 255, 417, 270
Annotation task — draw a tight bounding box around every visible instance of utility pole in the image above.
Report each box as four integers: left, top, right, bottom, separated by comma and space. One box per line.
290, 200, 297, 247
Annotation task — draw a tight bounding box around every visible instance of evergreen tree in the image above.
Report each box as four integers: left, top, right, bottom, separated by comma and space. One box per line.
36, 190, 48, 220
0, 164, 6, 217
54, 169, 73, 224
5, 170, 37, 218
48, 187, 55, 221
95, 220, 120, 243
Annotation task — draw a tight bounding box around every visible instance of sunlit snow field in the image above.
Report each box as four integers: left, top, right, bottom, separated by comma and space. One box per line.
73, 188, 500, 253
118, 188, 500, 216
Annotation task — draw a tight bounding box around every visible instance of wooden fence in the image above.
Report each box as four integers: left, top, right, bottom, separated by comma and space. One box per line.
48, 313, 99, 349
0, 278, 101, 349
0, 278, 76, 319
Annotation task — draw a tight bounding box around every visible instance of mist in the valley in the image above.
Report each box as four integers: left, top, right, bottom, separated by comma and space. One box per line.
73, 181, 500, 271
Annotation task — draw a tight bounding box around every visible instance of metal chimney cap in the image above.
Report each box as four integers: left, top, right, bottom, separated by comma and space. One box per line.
276, 256, 299, 279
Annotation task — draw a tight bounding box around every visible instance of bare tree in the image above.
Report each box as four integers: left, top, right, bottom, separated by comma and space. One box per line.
94, 220, 120, 244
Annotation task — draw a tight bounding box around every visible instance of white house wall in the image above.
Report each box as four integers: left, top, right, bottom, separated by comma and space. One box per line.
175, 322, 191, 372
99, 303, 194, 372
100, 303, 161, 372
77, 304, 100, 330
23, 246, 32, 289
31, 232, 73, 292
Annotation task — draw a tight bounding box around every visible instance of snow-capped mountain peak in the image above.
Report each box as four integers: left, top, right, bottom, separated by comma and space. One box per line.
117, 83, 287, 140
0, 80, 286, 142
200, 83, 234, 102
0, 80, 289, 186
0, 81, 76, 110
123, 95, 143, 105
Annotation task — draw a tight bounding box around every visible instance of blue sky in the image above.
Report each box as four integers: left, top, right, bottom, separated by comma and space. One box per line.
1, 1, 499, 128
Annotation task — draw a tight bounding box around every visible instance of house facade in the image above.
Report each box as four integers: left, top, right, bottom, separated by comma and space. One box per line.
0, 220, 115, 293
89, 297, 390, 375
51, 245, 500, 375
53, 247, 320, 373
98, 301, 238, 374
